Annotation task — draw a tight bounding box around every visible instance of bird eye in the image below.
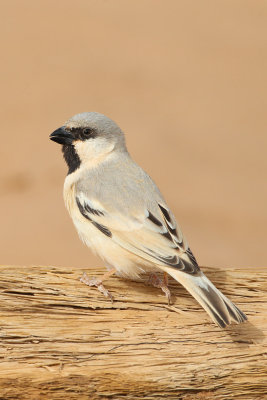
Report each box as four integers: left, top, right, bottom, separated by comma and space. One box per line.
83, 128, 91, 136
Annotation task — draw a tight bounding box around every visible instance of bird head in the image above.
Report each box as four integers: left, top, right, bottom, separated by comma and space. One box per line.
50, 112, 126, 174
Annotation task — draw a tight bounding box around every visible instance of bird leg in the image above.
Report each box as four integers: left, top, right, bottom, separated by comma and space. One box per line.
147, 272, 171, 305
80, 267, 117, 302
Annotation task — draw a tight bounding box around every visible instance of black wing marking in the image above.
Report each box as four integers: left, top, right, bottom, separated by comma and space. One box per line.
161, 230, 173, 242
76, 197, 92, 221
84, 202, 104, 216
158, 204, 182, 245
179, 257, 200, 274
147, 211, 163, 226
144, 245, 198, 274
76, 197, 112, 237
158, 204, 171, 222
148, 205, 200, 275
146, 207, 181, 247
147, 209, 179, 247
168, 225, 178, 237
150, 252, 179, 267
92, 221, 112, 237
186, 247, 199, 268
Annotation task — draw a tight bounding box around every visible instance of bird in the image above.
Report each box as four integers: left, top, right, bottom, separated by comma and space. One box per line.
50, 112, 247, 328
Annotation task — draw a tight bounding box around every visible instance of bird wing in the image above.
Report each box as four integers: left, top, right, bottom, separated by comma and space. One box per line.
75, 191, 199, 275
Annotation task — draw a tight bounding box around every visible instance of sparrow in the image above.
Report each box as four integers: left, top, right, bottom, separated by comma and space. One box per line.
50, 112, 247, 328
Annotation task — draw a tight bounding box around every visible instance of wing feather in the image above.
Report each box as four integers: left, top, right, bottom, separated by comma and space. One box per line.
76, 193, 200, 274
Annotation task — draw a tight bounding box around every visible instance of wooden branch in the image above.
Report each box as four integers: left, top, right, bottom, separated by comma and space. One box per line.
0, 265, 266, 399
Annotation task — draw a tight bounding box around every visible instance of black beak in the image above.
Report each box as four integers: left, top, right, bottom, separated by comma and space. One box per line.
49, 127, 74, 145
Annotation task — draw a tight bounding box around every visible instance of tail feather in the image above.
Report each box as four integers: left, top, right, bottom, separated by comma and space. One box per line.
164, 268, 247, 328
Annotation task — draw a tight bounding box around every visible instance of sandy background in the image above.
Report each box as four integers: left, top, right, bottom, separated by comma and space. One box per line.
0, 0, 266, 270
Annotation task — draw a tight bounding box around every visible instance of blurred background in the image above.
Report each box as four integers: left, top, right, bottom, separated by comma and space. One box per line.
0, 0, 266, 269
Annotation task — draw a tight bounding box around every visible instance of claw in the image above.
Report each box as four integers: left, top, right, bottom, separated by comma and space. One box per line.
147, 273, 171, 305
80, 272, 114, 302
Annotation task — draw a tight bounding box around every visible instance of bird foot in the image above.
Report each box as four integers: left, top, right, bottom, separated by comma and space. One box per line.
147, 273, 171, 305
80, 272, 113, 302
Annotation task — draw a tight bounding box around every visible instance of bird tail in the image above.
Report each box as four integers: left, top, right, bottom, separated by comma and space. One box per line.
164, 268, 247, 328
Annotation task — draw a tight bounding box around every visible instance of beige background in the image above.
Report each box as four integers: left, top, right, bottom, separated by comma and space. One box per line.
0, 0, 266, 270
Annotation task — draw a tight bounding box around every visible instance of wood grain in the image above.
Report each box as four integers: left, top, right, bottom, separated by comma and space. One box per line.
0, 265, 266, 399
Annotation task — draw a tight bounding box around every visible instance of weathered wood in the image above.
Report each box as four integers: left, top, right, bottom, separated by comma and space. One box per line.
0, 265, 266, 399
